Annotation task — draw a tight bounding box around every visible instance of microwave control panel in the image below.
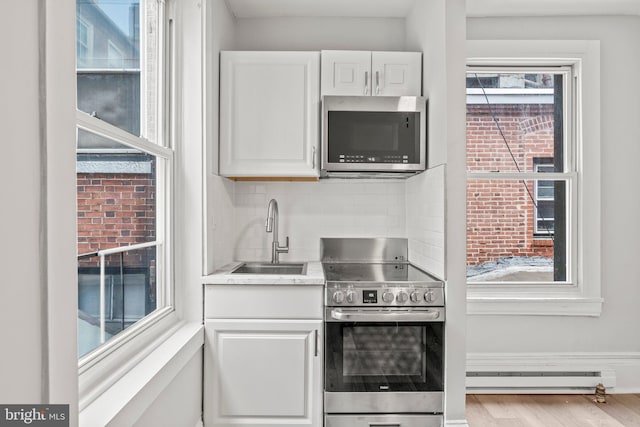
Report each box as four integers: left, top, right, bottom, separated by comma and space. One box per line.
338, 154, 409, 164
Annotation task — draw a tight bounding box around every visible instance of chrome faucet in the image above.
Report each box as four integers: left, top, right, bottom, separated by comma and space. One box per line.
265, 198, 289, 264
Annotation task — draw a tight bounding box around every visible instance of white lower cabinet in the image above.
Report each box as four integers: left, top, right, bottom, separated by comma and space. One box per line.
204, 284, 323, 427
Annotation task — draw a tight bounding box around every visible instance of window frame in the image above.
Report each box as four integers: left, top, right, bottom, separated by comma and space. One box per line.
466, 40, 602, 317
76, 0, 178, 409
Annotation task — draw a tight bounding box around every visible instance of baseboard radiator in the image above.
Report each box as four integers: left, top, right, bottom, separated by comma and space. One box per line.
467, 370, 616, 393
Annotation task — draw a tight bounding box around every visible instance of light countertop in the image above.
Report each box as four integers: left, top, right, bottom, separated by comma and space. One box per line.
202, 261, 325, 285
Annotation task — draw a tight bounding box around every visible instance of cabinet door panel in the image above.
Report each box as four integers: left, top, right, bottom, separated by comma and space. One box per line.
371, 51, 422, 96
321, 50, 371, 96
217, 332, 307, 416
204, 319, 322, 427
220, 51, 319, 177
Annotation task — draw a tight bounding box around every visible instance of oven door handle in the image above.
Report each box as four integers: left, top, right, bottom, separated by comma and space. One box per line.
330, 308, 442, 322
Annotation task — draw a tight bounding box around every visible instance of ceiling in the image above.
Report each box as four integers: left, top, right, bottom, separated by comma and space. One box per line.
224, 0, 640, 18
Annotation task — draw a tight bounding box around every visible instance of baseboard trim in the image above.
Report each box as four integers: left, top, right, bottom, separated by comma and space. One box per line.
467, 352, 640, 393
445, 420, 470, 427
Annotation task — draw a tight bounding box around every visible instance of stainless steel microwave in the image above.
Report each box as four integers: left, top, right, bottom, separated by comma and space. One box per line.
321, 95, 427, 177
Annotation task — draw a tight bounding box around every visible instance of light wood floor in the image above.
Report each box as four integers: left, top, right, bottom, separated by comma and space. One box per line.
466, 394, 640, 427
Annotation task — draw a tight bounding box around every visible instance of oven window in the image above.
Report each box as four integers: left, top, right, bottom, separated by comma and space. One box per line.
325, 322, 443, 392
343, 326, 423, 377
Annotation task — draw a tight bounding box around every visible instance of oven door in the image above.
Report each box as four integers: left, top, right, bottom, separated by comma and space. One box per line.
324, 307, 444, 414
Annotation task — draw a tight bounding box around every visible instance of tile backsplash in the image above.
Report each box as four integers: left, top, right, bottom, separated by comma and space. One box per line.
406, 165, 446, 279
209, 171, 446, 277
233, 180, 407, 262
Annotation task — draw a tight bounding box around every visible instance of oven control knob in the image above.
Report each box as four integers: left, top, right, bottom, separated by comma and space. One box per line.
382, 291, 394, 303
424, 290, 434, 303
396, 291, 409, 304
332, 290, 345, 304
346, 291, 357, 304
410, 291, 422, 303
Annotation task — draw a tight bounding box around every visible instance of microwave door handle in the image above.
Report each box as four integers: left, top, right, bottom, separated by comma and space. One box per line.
330, 308, 441, 322
364, 70, 369, 95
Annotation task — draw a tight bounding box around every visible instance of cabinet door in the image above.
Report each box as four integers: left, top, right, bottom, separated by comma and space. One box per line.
371, 51, 422, 96
220, 51, 320, 178
204, 319, 323, 427
321, 50, 372, 96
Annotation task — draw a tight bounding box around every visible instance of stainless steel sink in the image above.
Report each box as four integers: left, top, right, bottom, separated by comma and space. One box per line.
231, 262, 307, 275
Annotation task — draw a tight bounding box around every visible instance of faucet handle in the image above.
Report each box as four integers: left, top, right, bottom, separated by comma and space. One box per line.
277, 236, 289, 253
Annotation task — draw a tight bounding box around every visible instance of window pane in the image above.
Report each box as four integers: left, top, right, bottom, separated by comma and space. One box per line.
76, 1, 165, 361
466, 72, 562, 173
537, 185, 554, 199
77, 129, 161, 357
78, 245, 158, 357
76, 0, 140, 69
467, 179, 567, 283
77, 131, 156, 255
77, 72, 140, 136
76, 0, 158, 141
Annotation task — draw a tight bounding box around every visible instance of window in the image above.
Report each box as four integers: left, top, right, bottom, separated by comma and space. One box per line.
533, 158, 555, 235
76, 0, 172, 363
76, 16, 92, 66
466, 69, 571, 284
466, 40, 602, 316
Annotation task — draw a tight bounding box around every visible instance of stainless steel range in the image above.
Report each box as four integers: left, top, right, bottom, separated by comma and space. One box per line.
322, 238, 444, 427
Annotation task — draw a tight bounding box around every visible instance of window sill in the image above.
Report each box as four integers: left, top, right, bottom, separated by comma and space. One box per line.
79, 321, 204, 426
467, 296, 603, 316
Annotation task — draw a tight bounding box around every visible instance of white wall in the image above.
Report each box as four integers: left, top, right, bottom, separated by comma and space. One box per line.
132, 352, 203, 427
206, 0, 237, 273
0, 0, 45, 404
234, 17, 406, 51
0, 0, 78, 422
406, 1, 468, 424
405, 2, 448, 168
467, 15, 640, 390
208, 11, 414, 270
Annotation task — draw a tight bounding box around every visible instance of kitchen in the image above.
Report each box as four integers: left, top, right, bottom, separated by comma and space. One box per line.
2, 0, 640, 427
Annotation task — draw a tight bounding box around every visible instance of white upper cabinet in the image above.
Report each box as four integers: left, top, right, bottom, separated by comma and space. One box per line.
371, 51, 422, 96
320, 51, 372, 96
220, 51, 320, 178
321, 50, 422, 97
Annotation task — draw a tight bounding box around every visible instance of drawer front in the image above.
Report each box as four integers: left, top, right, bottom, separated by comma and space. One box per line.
205, 285, 323, 319
325, 414, 443, 427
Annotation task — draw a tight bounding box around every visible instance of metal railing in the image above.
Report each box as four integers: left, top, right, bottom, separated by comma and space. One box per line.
78, 241, 159, 345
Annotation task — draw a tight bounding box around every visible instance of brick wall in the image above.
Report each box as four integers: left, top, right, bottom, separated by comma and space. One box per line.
467, 104, 555, 267
77, 170, 156, 268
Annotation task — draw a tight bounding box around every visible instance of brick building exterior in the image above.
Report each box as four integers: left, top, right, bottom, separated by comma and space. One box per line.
466, 103, 555, 268
77, 170, 156, 257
